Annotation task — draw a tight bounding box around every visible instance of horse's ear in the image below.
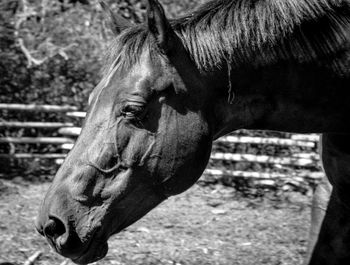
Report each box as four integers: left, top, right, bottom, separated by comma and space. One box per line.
99, 0, 131, 35
147, 0, 205, 95
147, 0, 175, 54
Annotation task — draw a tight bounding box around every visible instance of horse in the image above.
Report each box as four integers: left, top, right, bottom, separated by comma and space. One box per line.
36, 0, 350, 264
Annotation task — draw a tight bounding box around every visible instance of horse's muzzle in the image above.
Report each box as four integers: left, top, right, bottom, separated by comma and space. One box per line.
36, 214, 108, 264
36, 215, 81, 258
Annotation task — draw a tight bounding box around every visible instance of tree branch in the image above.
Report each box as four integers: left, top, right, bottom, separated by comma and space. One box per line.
14, 0, 77, 68
18, 38, 46, 67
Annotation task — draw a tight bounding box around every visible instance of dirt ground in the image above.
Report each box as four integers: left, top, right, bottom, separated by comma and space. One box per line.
0, 179, 311, 265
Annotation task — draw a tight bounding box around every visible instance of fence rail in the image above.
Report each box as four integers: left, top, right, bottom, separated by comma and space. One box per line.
0, 153, 67, 159
210, 153, 318, 167
0, 103, 78, 112
0, 137, 74, 144
204, 169, 323, 180
0, 121, 75, 128
218, 135, 316, 148
0, 104, 323, 190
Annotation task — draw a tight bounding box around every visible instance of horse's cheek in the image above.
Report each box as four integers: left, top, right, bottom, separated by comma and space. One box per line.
116, 120, 156, 166
149, 111, 212, 195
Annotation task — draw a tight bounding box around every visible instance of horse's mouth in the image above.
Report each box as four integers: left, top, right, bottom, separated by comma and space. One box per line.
71, 238, 109, 264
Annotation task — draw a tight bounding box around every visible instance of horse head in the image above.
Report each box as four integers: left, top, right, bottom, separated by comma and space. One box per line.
36, 1, 214, 263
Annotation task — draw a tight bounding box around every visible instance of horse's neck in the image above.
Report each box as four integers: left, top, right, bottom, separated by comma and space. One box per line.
211, 59, 350, 138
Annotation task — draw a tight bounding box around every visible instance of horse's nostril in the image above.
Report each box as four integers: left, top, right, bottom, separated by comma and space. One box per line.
43, 216, 66, 240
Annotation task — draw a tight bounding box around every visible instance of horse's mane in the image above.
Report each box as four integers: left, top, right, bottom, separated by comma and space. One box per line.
103, 0, 350, 75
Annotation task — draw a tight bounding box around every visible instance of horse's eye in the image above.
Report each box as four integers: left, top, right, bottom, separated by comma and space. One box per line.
121, 102, 145, 118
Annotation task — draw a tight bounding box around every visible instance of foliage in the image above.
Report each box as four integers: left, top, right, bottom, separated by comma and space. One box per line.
1, 0, 105, 108
0, 0, 208, 107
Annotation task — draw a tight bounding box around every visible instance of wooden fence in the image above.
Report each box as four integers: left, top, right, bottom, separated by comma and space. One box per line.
0, 104, 323, 190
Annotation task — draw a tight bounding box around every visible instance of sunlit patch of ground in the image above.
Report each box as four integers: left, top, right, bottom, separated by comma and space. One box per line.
0, 179, 310, 265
